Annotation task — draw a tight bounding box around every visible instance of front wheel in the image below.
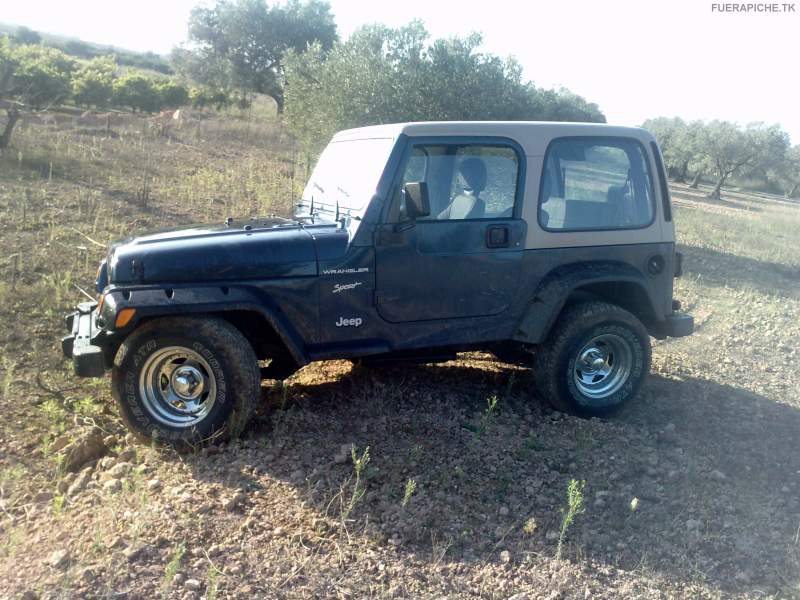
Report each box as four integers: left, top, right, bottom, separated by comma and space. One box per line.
112, 316, 260, 446
532, 302, 651, 417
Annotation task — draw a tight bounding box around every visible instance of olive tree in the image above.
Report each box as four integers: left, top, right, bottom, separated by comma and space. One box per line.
0, 41, 76, 150
769, 145, 800, 198
173, 0, 337, 111
113, 73, 160, 113
72, 56, 116, 108
284, 22, 605, 154
642, 117, 703, 183
695, 121, 789, 199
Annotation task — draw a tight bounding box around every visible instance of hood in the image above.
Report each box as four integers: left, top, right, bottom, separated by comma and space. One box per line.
109, 217, 332, 284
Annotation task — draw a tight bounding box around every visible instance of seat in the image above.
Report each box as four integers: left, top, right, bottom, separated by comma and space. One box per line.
438, 157, 487, 220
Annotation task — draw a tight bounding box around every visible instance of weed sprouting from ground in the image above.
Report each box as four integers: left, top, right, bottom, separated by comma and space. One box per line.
557, 479, 586, 560
477, 395, 499, 437
523, 517, 538, 536
162, 542, 186, 594
342, 445, 370, 521
401, 478, 417, 507
52, 494, 66, 516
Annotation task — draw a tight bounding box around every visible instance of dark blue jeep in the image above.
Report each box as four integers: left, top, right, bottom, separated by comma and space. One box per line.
62, 121, 693, 445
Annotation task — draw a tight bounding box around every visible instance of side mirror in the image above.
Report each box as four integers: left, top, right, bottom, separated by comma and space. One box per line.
401, 182, 430, 221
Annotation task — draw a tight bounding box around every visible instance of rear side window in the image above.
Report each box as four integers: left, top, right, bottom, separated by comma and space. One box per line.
539, 137, 655, 231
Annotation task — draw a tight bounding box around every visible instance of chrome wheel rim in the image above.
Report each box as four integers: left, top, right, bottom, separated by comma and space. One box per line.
573, 333, 632, 400
139, 346, 217, 427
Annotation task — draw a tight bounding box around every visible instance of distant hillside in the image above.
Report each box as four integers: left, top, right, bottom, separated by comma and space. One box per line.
0, 22, 172, 74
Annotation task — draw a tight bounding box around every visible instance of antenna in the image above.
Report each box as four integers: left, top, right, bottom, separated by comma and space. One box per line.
335, 198, 340, 222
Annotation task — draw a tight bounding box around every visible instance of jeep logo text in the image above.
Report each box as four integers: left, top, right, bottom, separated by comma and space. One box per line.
335, 317, 363, 327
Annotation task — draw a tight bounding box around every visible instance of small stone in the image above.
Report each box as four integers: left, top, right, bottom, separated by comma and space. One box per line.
20, 591, 38, 600
124, 433, 136, 446
184, 578, 202, 591
98, 456, 117, 471
48, 549, 70, 569
108, 462, 133, 479
499, 506, 510, 517
710, 469, 727, 481
340, 443, 353, 455
290, 469, 304, 482
103, 434, 119, 448
593, 498, 606, 508
67, 470, 93, 497
507, 593, 530, 600
545, 530, 559, 541
123, 544, 146, 561
103, 479, 122, 493
50, 435, 70, 453
500, 550, 511, 563
334, 453, 348, 464
56, 479, 69, 494
62, 431, 108, 472
223, 491, 246, 511
78, 566, 95, 581
147, 479, 162, 491
686, 519, 701, 531
117, 448, 136, 463
172, 573, 185, 585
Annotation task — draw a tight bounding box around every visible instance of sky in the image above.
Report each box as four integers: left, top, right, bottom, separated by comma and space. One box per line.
3, 0, 799, 142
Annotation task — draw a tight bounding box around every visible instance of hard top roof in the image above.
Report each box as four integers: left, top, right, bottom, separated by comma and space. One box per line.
331, 121, 654, 156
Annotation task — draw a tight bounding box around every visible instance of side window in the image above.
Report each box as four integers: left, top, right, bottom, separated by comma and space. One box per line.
539, 138, 654, 231
394, 142, 520, 221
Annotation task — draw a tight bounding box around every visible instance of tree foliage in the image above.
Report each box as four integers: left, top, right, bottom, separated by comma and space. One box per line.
3, 43, 76, 108
72, 57, 115, 108
12, 26, 41, 46
174, 0, 337, 110
284, 22, 605, 153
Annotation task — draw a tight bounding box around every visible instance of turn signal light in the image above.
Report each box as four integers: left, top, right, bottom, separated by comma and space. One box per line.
115, 308, 136, 328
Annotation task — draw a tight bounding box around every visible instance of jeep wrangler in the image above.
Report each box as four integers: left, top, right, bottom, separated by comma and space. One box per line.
62, 121, 693, 445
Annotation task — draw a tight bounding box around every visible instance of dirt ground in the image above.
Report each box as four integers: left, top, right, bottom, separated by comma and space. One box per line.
0, 113, 799, 599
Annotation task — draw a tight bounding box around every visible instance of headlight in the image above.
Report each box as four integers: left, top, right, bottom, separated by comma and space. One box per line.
95, 260, 108, 293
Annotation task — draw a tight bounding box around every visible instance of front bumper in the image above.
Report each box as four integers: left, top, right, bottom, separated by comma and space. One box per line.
62, 302, 107, 377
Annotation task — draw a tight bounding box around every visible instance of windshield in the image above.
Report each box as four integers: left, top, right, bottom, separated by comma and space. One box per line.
299, 137, 396, 220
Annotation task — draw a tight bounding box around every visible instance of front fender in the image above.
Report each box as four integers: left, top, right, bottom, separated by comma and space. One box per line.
513, 261, 659, 343
98, 284, 308, 366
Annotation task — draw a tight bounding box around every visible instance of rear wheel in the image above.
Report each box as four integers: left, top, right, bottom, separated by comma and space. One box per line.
532, 302, 651, 417
112, 316, 260, 446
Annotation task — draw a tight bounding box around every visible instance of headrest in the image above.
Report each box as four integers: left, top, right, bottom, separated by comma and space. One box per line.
458, 157, 487, 192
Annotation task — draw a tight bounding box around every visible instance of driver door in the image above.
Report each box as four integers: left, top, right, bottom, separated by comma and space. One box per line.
374, 139, 526, 323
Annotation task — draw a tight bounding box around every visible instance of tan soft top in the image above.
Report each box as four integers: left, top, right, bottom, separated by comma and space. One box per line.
332, 121, 655, 156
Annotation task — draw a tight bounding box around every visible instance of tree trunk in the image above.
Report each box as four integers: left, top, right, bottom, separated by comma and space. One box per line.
0, 107, 20, 151
689, 171, 702, 189
787, 183, 799, 199
707, 175, 725, 200
676, 160, 690, 183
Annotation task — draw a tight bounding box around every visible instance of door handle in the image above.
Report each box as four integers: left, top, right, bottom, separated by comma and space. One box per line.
486, 225, 510, 248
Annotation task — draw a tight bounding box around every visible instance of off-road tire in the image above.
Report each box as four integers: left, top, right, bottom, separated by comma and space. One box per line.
532, 302, 651, 417
112, 316, 260, 446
